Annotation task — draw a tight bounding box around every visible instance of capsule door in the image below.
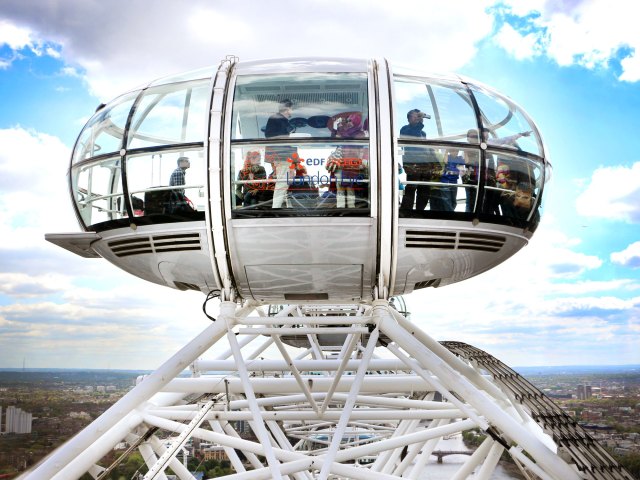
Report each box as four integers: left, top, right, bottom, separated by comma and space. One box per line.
220, 59, 378, 303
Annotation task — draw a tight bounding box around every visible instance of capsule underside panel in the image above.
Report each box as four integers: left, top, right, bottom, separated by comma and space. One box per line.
228, 218, 376, 302
89, 222, 217, 292
393, 220, 528, 295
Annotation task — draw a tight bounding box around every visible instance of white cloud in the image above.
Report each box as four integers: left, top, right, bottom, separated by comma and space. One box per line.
0, 127, 77, 245
0, 0, 497, 100
60, 65, 79, 77
497, 0, 640, 81
0, 272, 70, 297
520, 227, 602, 279
544, 296, 639, 315
494, 23, 541, 60
619, 51, 640, 82
575, 162, 640, 222
0, 19, 32, 50
611, 241, 640, 268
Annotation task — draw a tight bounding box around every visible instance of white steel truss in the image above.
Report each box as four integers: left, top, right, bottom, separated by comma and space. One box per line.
21, 300, 632, 480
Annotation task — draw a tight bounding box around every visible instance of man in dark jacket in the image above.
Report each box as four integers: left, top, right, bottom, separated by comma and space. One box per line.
399, 109, 434, 213
264, 99, 294, 138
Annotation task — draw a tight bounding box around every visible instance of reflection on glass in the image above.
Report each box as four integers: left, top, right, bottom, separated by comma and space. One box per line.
72, 157, 125, 227
73, 93, 138, 163
127, 80, 209, 149
399, 146, 478, 215
470, 86, 542, 156
393, 76, 477, 142
231, 73, 369, 140
230, 143, 369, 215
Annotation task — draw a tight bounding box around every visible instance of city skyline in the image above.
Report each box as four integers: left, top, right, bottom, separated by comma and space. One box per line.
1, 0, 640, 369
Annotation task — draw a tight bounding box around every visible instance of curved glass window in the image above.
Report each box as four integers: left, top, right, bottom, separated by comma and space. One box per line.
72, 156, 125, 227
147, 66, 213, 88
127, 80, 210, 149
480, 150, 543, 229
230, 72, 370, 216
72, 92, 138, 164
393, 77, 477, 142
470, 85, 542, 156
71, 79, 210, 230
399, 146, 479, 214
126, 147, 206, 219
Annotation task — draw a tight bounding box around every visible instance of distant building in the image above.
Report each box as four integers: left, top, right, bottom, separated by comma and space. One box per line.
69, 411, 91, 420
577, 384, 593, 400
582, 409, 603, 422
202, 445, 226, 461
4, 406, 33, 434
234, 420, 247, 434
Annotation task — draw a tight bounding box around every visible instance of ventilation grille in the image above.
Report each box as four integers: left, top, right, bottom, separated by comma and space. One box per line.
405, 231, 506, 253
254, 92, 360, 106
108, 233, 202, 258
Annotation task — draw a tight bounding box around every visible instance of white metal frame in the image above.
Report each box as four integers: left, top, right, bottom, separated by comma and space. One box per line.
22, 299, 583, 480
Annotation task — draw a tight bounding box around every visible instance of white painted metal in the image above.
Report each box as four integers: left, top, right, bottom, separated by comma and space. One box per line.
143, 400, 215, 479
207, 56, 236, 297
23, 299, 586, 480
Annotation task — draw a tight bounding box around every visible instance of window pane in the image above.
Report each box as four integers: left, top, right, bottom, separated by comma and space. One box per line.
482, 150, 543, 227
394, 77, 477, 142
126, 147, 206, 217
231, 73, 369, 140
71, 157, 125, 227
73, 93, 138, 163
127, 80, 209, 149
470, 86, 542, 156
230, 142, 369, 216
399, 145, 478, 215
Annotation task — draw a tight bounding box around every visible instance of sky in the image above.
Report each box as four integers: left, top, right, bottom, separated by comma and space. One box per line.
1, 0, 639, 370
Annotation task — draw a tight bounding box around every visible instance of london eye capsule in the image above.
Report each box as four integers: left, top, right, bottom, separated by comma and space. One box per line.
47, 56, 549, 303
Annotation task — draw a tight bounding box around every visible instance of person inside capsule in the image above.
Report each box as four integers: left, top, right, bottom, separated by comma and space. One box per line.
437, 149, 464, 212
264, 99, 295, 209
469, 127, 536, 219
326, 112, 368, 209
169, 156, 190, 194
399, 109, 441, 213
236, 150, 267, 207
462, 129, 480, 212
